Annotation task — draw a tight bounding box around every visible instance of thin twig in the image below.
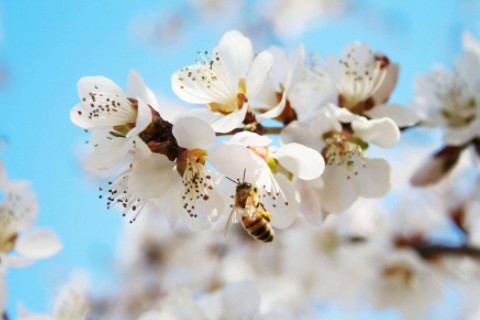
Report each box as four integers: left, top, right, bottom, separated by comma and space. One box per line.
2, 311, 9, 320
216, 126, 283, 136
411, 244, 480, 259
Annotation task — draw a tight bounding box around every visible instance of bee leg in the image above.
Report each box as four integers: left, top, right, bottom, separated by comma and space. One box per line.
259, 211, 271, 222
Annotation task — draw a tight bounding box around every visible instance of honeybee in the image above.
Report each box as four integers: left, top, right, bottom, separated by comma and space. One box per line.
224, 180, 274, 243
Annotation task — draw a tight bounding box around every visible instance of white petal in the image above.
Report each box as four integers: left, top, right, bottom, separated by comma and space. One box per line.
372, 63, 399, 104
274, 143, 325, 180
171, 65, 221, 104
326, 103, 359, 124
230, 131, 272, 147
85, 137, 133, 171
182, 189, 224, 231
173, 117, 215, 150
211, 106, 248, 133
280, 121, 324, 151
152, 177, 182, 229
268, 46, 288, 85
364, 104, 419, 127
1, 254, 33, 267
126, 69, 147, 102
355, 158, 391, 198
257, 94, 287, 120
352, 117, 400, 148
462, 30, 480, 59
317, 165, 358, 213
298, 180, 327, 226
221, 281, 260, 318
77, 76, 124, 102
284, 43, 305, 95
444, 120, 480, 146
215, 30, 253, 82
174, 108, 222, 125
15, 228, 62, 259
126, 99, 152, 138
208, 144, 264, 180
264, 174, 298, 229
129, 154, 175, 199
245, 51, 273, 98
454, 52, 480, 90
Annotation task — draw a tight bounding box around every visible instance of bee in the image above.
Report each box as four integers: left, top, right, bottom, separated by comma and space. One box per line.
224, 178, 274, 243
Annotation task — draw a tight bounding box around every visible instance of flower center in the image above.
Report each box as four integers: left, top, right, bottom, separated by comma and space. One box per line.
337, 51, 388, 113
99, 167, 145, 223
181, 158, 213, 218
177, 51, 247, 114
381, 263, 417, 289
79, 90, 137, 125
433, 72, 477, 127
322, 130, 368, 177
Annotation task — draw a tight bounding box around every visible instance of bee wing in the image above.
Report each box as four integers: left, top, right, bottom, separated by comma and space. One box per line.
224, 207, 240, 237
245, 195, 257, 218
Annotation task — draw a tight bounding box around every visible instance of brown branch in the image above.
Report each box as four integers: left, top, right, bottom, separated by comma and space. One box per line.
411, 244, 480, 260
2, 311, 9, 320
216, 126, 283, 136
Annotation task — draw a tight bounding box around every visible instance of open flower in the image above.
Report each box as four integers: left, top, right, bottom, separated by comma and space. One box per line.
0, 182, 61, 268
410, 51, 480, 145
18, 279, 90, 320
252, 43, 305, 124
209, 131, 324, 229
171, 30, 273, 133
72, 69, 157, 175
325, 41, 417, 127
127, 116, 224, 230
281, 104, 399, 213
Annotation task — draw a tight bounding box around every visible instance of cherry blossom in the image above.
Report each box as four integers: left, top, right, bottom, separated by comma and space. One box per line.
281, 104, 399, 213
171, 30, 273, 133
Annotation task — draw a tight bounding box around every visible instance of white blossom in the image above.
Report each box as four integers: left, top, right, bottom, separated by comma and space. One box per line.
281, 104, 398, 213
209, 131, 324, 229
410, 51, 480, 145
171, 30, 273, 133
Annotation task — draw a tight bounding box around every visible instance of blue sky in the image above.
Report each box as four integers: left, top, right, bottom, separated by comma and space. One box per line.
0, 0, 479, 318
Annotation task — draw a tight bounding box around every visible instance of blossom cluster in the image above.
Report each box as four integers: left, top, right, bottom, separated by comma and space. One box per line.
70, 30, 421, 235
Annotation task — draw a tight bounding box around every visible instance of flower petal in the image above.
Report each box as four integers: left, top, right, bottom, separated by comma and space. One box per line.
211, 106, 248, 133
208, 144, 264, 180
264, 173, 299, 229
129, 154, 175, 199
1, 254, 33, 267
245, 50, 273, 98
355, 158, 391, 198
444, 119, 480, 146
229, 131, 272, 147
15, 227, 62, 259
126, 99, 153, 138
280, 121, 324, 151
126, 69, 147, 102
298, 180, 327, 226
215, 30, 253, 82
364, 104, 419, 127
173, 116, 216, 150
85, 137, 133, 172
352, 117, 400, 148
274, 143, 325, 180
182, 188, 224, 231
317, 165, 358, 213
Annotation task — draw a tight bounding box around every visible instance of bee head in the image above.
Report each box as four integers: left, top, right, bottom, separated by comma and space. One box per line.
236, 182, 252, 192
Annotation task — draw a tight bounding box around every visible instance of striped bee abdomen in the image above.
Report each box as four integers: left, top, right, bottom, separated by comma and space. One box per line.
241, 214, 274, 243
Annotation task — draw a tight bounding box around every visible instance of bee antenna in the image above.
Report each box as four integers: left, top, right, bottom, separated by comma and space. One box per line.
225, 176, 238, 184
243, 168, 246, 183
